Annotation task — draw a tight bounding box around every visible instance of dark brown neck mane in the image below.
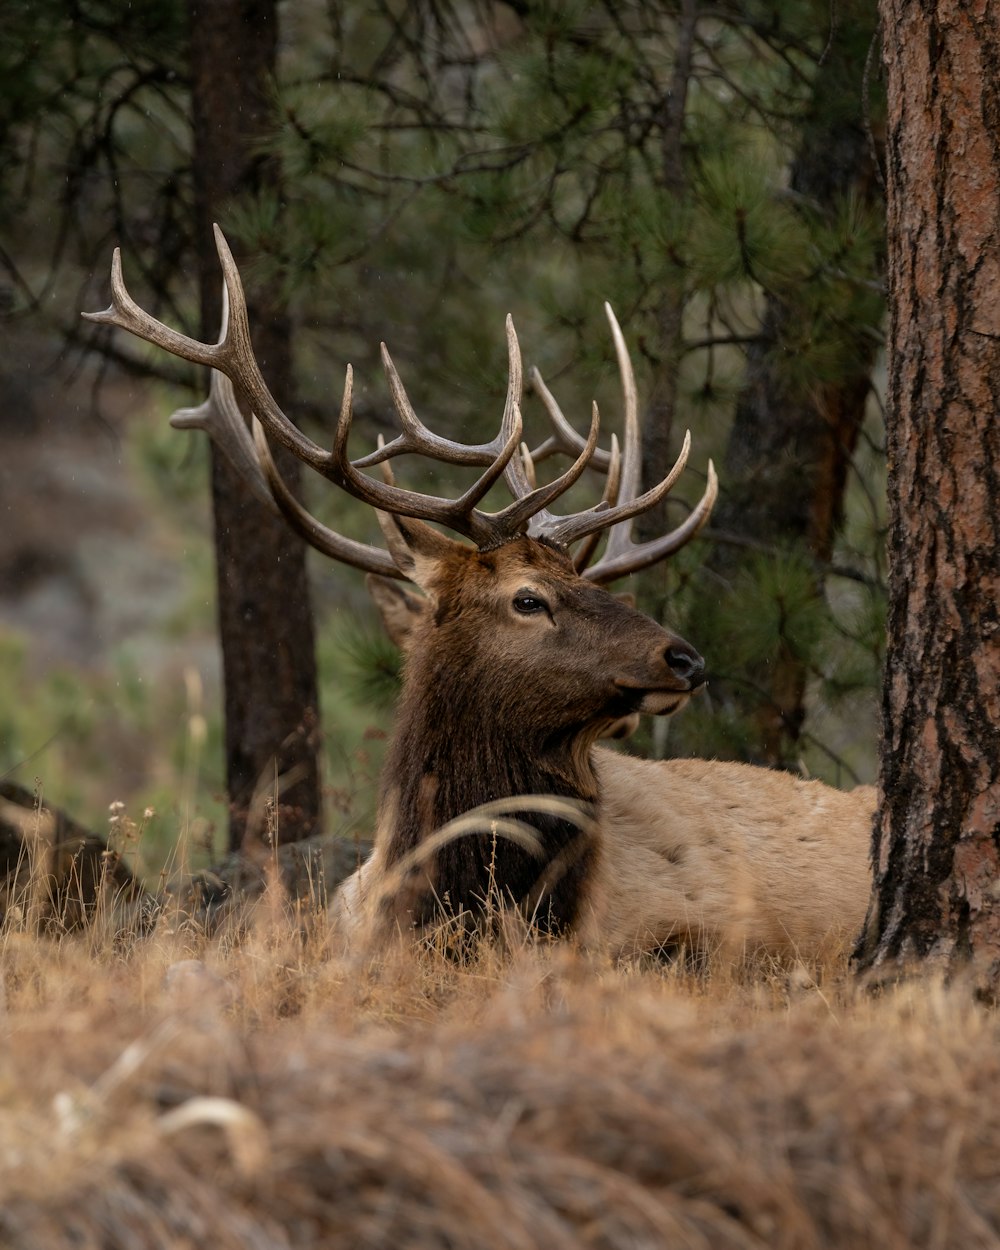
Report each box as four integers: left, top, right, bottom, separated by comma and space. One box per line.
378, 643, 606, 936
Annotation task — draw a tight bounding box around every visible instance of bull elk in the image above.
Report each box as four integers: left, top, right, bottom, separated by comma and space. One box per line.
85, 227, 874, 960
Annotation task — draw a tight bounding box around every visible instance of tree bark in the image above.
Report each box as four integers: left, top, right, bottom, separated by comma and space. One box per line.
855, 0, 1000, 987
189, 0, 322, 850
704, 8, 883, 767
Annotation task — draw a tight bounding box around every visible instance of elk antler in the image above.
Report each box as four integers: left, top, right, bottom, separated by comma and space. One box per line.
525, 367, 616, 474
523, 305, 718, 584
84, 228, 715, 581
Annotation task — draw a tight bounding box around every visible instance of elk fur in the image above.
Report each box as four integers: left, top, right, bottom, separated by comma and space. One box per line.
335, 752, 874, 960
334, 570, 875, 961
349, 520, 706, 943
595, 754, 874, 958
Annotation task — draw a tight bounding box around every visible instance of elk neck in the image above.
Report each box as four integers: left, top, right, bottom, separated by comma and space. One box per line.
376, 622, 605, 934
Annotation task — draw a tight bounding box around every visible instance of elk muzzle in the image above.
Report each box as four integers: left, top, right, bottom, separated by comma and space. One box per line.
614, 634, 705, 716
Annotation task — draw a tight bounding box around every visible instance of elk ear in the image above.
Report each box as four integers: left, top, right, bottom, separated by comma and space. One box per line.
366, 573, 426, 651
375, 511, 460, 591
614, 591, 636, 609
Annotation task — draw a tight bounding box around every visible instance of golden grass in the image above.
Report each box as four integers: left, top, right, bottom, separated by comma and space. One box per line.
1, 878, 999, 1250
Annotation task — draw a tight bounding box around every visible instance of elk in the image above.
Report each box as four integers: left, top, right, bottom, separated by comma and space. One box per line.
85, 227, 875, 960
359, 575, 874, 958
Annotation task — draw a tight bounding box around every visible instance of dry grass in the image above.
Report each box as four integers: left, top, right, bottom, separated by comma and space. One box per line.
0, 875, 999, 1250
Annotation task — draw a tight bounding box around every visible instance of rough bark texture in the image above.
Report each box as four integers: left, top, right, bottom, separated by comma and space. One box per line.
189, 0, 322, 850
855, 0, 1000, 986
706, 9, 882, 767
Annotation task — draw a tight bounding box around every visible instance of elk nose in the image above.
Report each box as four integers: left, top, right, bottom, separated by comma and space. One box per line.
664, 642, 705, 687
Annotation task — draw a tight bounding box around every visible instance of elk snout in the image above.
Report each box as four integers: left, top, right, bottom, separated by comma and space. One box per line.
613, 630, 706, 717
664, 640, 705, 688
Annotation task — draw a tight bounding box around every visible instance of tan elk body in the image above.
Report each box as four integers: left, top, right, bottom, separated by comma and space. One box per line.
86, 226, 875, 960
596, 755, 873, 957
337, 752, 873, 958
347, 575, 875, 958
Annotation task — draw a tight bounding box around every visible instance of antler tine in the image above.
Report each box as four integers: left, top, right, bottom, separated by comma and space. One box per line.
484, 317, 613, 540
333, 316, 555, 550
532, 301, 672, 551
352, 344, 513, 470
605, 301, 642, 511
575, 302, 718, 579
495, 401, 602, 537
84, 226, 334, 475
546, 428, 693, 549
519, 444, 538, 489
328, 361, 524, 546
582, 460, 719, 584
88, 241, 714, 570
170, 363, 281, 516
533, 303, 716, 577
163, 283, 403, 576
527, 365, 615, 472
375, 435, 396, 484
208, 226, 334, 471
573, 433, 621, 571
166, 280, 279, 515
252, 409, 403, 578
499, 315, 535, 504
83, 246, 220, 369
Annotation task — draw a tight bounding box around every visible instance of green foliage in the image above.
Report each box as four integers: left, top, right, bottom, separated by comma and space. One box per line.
1, 0, 888, 834
689, 158, 812, 293
491, 41, 631, 146
819, 586, 886, 705
0, 633, 30, 773
314, 611, 396, 835
0, 626, 227, 872
131, 396, 212, 510
611, 183, 690, 283
747, 191, 885, 398
275, 85, 373, 179
324, 616, 402, 714
719, 551, 827, 670
661, 540, 885, 780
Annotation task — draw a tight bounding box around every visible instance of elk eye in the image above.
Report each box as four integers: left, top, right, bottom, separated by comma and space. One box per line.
513, 593, 547, 615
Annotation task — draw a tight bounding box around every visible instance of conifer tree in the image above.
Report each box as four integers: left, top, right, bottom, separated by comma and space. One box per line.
3, 0, 890, 815
4, 0, 324, 849
189, 0, 322, 850
257, 1, 887, 779
696, 1, 886, 768
855, 0, 1000, 988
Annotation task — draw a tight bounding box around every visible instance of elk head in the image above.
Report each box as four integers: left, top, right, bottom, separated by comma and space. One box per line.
366, 573, 642, 740
84, 226, 718, 935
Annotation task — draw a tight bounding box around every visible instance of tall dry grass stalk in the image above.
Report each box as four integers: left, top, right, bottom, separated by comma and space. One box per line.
1, 847, 999, 1249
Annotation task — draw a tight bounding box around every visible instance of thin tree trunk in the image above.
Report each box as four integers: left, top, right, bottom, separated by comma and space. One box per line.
637, 0, 698, 548
855, 0, 1000, 988
189, 0, 322, 850
706, 10, 882, 768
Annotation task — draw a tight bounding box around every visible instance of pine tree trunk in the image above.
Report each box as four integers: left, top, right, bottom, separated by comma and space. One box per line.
855, 0, 1000, 987
189, 0, 322, 851
705, 9, 882, 768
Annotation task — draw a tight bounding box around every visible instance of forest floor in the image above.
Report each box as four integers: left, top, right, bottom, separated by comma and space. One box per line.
0, 884, 998, 1250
